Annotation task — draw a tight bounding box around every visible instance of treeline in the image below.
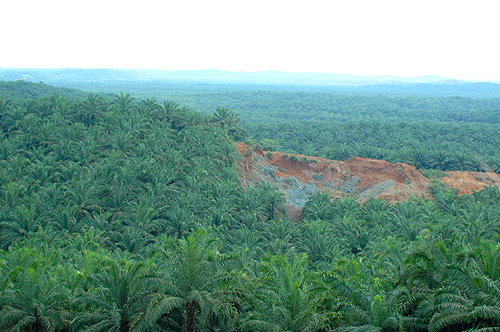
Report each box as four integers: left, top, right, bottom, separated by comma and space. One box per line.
245, 119, 500, 172
52, 80, 500, 172
0, 83, 499, 331
62, 81, 500, 124
0, 80, 89, 100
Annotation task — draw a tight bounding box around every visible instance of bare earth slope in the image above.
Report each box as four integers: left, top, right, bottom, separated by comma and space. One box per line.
442, 171, 500, 194
235, 143, 500, 217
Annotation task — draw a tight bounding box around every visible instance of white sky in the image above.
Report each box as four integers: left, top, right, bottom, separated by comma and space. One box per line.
1, 0, 500, 81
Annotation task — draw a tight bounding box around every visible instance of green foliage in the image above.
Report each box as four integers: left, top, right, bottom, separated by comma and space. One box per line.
0, 80, 89, 100
241, 252, 329, 331
0, 247, 73, 332
428, 179, 460, 196
260, 138, 280, 151
71, 260, 159, 332
1, 81, 500, 332
421, 168, 447, 179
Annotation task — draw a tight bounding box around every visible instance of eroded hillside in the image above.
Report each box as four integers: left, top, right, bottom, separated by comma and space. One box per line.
235, 143, 500, 216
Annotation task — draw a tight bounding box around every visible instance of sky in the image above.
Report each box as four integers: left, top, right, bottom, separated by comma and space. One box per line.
2, 0, 500, 81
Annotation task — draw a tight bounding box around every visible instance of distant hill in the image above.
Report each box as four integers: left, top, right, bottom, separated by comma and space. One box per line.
2, 68, 500, 98
0, 80, 89, 100
0, 67, 458, 85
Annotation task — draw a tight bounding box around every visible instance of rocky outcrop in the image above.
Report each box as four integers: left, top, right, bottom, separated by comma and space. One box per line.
235, 143, 500, 213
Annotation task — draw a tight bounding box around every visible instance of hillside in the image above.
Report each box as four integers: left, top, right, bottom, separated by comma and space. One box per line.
236, 143, 500, 218
0, 80, 90, 100
2, 83, 500, 332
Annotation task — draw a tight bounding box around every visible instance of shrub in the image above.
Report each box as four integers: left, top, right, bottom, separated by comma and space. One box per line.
428, 179, 459, 196
421, 168, 447, 179
260, 138, 280, 151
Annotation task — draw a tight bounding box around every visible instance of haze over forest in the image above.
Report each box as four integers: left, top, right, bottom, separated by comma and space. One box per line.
3, 67, 500, 99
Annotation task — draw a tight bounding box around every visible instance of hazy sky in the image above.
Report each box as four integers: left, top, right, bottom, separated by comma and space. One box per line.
2, 0, 500, 81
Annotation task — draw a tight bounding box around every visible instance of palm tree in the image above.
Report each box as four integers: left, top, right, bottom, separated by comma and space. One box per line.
256, 182, 287, 221
427, 262, 500, 332
331, 196, 361, 218
262, 218, 299, 255
158, 101, 190, 131
0, 97, 11, 122
237, 187, 267, 230
143, 229, 243, 332
160, 100, 181, 123
335, 216, 372, 255
240, 252, 329, 331
138, 98, 160, 115
211, 107, 240, 133
216, 140, 242, 168
398, 243, 472, 330
183, 109, 206, 128
297, 220, 338, 264
332, 285, 410, 332
448, 152, 474, 171
302, 192, 335, 221
0, 256, 72, 332
48, 206, 83, 237
429, 150, 450, 171
216, 226, 266, 263
113, 92, 136, 113
80, 94, 107, 127
161, 205, 195, 238
71, 259, 161, 332
102, 184, 132, 222
111, 226, 153, 255
0, 205, 41, 250
208, 181, 242, 227
123, 109, 152, 140
63, 179, 101, 221
411, 148, 431, 170
54, 98, 76, 123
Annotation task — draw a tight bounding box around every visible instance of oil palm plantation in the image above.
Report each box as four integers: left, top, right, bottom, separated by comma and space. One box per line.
112, 93, 136, 113
0, 246, 73, 332
211, 107, 240, 133
71, 259, 161, 332
142, 229, 244, 332
240, 252, 329, 331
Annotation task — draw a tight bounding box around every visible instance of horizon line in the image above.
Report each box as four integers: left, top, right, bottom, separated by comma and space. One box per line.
2, 67, 500, 83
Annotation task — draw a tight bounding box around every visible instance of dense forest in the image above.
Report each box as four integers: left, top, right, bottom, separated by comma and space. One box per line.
0, 81, 499, 331
57, 80, 500, 173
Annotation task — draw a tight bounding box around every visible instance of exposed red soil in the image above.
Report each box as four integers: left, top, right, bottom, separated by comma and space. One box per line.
236, 143, 347, 192
345, 157, 428, 191
441, 171, 500, 195
235, 143, 500, 213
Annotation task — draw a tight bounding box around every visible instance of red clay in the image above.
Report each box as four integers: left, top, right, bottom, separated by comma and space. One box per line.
235, 143, 500, 207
